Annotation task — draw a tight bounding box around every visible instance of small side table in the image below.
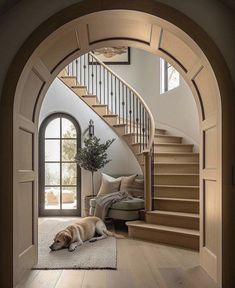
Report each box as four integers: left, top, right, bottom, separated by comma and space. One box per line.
84, 195, 94, 216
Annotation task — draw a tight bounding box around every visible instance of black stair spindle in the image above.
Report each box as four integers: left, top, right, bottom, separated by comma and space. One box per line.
107, 72, 109, 114
126, 87, 128, 130
99, 63, 101, 102
122, 83, 124, 124
129, 91, 132, 133
91, 55, 94, 95
111, 75, 113, 114
103, 67, 105, 105
119, 80, 121, 124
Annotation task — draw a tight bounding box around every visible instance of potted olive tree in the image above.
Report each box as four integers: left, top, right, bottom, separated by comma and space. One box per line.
75, 136, 115, 197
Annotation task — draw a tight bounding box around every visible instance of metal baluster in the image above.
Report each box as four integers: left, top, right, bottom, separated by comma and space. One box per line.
136, 98, 139, 143
96, 61, 98, 96
80, 56, 82, 85
122, 83, 124, 124
91, 56, 94, 95
99, 63, 101, 102
129, 91, 132, 133
87, 54, 90, 92
103, 67, 105, 105
126, 87, 128, 131
133, 93, 135, 136
119, 80, 121, 124
115, 77, 117, 115
107, 72, 109, 113
111, 75, 113, 114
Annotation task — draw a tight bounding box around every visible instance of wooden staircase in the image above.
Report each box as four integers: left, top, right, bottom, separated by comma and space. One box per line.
59, 52, 200, 251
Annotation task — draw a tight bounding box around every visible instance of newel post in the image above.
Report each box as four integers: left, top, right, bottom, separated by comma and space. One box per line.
143, 150, 152, 211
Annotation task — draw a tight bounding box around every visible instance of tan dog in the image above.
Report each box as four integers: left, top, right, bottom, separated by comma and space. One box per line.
49, 216, 124, 252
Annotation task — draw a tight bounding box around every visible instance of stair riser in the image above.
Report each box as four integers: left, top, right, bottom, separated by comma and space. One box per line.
128, 226, 199, 250
154, 175, 199, 186
114, 126, 126, 136
155, 164, 199, 174
154, 199, 199, 213
156, 145, 193, 153
131, 144, 141, 154
103, 117, 118, 126
72, 87, 87, 96
155, 154, 199, 163
155, 187, 199, 199
93, 106, 107, 115
155, 129, 166, 135
61, 78, 77, 86
82, 97, 97, 106
146, 214, 199, 230
154, 136, 182, 144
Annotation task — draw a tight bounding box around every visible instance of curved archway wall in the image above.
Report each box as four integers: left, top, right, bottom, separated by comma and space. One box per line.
1, 2, 234, 287
14, 10, 222, 283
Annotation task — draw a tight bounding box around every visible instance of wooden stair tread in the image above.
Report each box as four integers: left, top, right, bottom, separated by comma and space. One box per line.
148, 210, 199, 218
126, 221, 200, 236
137, 152, 198, 156
92, 104, 107, 107
154, 134, 182, 138
61, 76, 76, 79
154, 173, 199, 176
82, 95, 96, 98
154, 197, 200, 202
154, 184, 199, 188
102, 114, 118, 117
113, 124, 126, 127
154, 162, 199, 165
71, 85, 87, 88
155, 143, 193, 146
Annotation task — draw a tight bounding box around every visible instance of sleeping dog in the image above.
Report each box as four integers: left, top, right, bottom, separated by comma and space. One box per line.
49, 216, 124, 252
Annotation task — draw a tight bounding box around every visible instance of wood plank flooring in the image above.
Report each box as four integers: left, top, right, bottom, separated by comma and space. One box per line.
17, 218, 218, 288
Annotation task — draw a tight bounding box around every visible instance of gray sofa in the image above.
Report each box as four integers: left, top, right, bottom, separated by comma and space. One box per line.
89, 174, 145, 221
89, 197, 144, 220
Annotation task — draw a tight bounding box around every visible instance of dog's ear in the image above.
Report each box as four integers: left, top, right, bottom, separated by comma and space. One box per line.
63, 232, 72, 244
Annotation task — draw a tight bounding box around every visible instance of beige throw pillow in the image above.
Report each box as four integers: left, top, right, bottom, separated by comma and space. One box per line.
97, 173, 122, 196
120, 174, 137, 191
126, 178, 144, 198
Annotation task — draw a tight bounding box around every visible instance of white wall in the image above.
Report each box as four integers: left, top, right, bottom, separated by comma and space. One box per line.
109, 48, 200, 149
39, 78, 142, 215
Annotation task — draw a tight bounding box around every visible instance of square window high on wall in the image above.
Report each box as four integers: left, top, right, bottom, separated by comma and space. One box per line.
160, 58, 180, 94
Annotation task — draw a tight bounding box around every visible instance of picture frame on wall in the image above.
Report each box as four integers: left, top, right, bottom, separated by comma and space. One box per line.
90, 47, 131, 65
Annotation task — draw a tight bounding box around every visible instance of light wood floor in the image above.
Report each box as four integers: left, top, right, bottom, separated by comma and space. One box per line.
17, 218, 218, 288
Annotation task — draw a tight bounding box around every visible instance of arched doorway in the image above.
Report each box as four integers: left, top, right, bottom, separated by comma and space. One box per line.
1, 2, 234, 287
39, 113, 81, 216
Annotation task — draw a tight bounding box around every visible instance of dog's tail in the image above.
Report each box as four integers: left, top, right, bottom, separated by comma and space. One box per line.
104, 230, 125, 239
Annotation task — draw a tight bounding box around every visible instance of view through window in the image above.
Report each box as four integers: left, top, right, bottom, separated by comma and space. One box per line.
160, 58, 180, 93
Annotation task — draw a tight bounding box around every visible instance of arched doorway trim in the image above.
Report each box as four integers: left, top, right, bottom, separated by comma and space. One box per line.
1, 2, 234, 287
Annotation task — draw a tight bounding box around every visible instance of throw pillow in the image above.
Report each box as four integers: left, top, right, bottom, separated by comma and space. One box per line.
120, 174, 137, 191
97, 173, 122, 196
126, 178, 144, 198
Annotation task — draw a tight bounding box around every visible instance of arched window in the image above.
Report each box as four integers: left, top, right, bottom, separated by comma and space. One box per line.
39, 113, 81, 216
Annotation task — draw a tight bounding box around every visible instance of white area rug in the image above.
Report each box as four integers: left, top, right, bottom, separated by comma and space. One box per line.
33, 218, 117, 270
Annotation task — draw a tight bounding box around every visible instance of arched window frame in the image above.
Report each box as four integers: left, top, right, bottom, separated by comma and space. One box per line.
39, 113, 81, 216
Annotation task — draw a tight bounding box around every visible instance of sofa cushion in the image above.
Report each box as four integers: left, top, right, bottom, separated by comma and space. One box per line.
97, 173, 122, 196
126, 178, 144, 198
120, 174, 137, 191
90, 197, 144, 211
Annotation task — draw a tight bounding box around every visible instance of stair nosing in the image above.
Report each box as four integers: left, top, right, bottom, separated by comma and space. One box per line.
154, 185, 199, 188
147, 210, 200, 218
154, 173, 199, 176
126, 221, 200, 236
154, 197, 200, 202
102, 114, 118, 117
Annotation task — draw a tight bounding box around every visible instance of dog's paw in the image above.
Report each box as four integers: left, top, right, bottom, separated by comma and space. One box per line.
89, 239, 97, 243
68, 245, 77, 252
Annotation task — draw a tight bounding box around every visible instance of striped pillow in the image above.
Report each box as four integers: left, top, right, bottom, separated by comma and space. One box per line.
126, 179, 144, 198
